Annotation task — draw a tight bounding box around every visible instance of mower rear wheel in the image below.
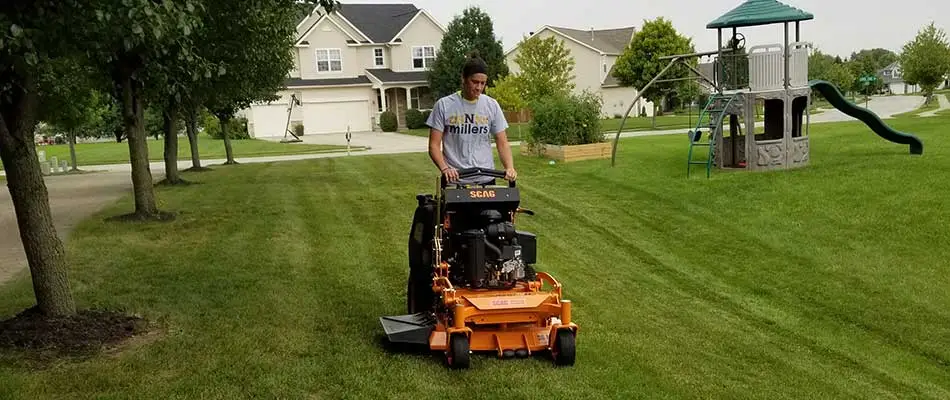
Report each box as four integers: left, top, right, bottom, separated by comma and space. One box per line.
552, 329, 576, 367
446, 334, 470, 369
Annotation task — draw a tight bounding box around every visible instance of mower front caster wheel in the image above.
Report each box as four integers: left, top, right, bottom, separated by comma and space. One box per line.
446, 334, 470, 369
552, 329, 576, 366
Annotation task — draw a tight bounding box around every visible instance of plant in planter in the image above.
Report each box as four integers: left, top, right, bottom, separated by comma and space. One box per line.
522, 90, 608, 162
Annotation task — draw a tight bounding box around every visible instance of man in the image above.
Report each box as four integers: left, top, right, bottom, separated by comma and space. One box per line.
405, 55, 516, 314
425, 55, 516, 185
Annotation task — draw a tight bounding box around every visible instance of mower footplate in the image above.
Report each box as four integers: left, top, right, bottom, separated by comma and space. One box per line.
380, 313, 435, 345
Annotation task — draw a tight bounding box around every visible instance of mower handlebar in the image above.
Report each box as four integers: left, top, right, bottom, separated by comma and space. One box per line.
443, 167, 516, 188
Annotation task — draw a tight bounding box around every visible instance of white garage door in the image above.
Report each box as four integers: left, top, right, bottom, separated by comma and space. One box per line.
304, 100, 371, 134
249, 104, 290, 138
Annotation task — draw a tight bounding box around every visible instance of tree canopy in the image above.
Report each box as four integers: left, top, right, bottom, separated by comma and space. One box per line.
511, 34, 576, 105
427, 6, 509, 98
900, 22, 950, 98
613, 17, 696, 106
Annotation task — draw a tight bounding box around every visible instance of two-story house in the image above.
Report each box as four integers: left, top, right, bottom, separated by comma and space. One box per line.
504, 25, 654, 119
878, 61, 948, 95
243, 2, 444, 137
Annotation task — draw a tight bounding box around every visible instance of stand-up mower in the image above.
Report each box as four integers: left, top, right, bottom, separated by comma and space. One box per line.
380, 168, 577, 369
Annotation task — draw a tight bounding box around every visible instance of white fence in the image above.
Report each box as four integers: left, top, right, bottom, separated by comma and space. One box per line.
748, 44, 785, 92
789, 42, 811, 88
744, 42, 811, 91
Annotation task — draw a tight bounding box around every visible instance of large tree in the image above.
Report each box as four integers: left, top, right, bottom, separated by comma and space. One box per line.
198, 0, 305, 165
900, 22, 950, 99
0, 1, 92, 316
0, 0, 338, 318
427, 6, 509, 98
511, 34, 575, 105
613, 17, 696, 114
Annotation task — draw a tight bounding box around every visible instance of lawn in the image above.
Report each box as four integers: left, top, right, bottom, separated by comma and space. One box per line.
3, 135, 355, 171
1, 115, 949, 398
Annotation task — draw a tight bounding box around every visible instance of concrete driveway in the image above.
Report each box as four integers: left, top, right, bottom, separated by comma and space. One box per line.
0, 170, 146, 285
810, 95, 925, 123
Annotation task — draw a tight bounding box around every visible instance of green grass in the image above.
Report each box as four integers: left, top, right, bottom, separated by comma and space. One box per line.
1, 115, 950, 398
5, 135, 355, 171
403, 114, 752, 140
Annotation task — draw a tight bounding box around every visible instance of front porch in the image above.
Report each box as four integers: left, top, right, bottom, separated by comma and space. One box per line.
375, 86, 435, 130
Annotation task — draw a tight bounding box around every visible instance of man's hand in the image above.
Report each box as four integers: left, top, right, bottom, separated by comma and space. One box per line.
442, 167, 459, 183
505, 167, 517, 181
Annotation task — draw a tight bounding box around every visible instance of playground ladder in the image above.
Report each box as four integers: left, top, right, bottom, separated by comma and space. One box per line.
686, 93, 741, 178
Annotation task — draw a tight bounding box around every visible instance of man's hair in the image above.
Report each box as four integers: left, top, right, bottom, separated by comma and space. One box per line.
462, 53, 488, 78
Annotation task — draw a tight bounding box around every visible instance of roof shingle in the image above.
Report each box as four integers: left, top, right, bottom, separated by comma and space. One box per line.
548, 26, 636, 54
337, 3, 419, 43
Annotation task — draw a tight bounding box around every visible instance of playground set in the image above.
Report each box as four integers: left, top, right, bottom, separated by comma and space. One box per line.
609, 0, 924, 178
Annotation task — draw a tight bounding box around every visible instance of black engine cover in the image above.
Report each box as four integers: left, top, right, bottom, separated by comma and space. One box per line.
516, 231, 536, 264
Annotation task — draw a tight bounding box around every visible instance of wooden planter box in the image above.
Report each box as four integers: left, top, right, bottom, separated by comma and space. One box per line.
520, 141, 612, 162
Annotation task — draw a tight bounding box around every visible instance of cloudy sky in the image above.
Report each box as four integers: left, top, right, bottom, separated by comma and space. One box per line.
343, 0, 948, 59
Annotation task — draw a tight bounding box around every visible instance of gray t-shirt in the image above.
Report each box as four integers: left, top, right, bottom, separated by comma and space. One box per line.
426, 92, 508, 184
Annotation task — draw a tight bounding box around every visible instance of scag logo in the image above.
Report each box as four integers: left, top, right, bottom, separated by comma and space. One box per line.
470, 190, 496, 199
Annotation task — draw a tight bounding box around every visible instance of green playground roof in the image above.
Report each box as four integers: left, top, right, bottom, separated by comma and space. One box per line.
707, 0, 814, 29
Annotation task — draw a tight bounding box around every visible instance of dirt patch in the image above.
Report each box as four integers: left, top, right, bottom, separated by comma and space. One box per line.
0, 307, 152, 366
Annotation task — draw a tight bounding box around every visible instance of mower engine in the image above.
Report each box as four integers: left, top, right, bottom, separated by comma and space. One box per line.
444, 190, 537, 289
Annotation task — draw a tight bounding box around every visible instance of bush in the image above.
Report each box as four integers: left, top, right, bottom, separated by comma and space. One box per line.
527, 90, 603, 146
379, 111, 398, 132
204, 115, 251, 140
405, 109, 425, 129
422, 110, 431, 123
294, 123, 304, 136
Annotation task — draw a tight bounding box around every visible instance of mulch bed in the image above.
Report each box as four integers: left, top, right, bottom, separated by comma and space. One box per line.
0, 307, 150, 362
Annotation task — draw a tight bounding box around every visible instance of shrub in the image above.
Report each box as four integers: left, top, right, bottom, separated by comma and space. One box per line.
204, 115, 251, 140
527, 90, 603, 146
379, 111, 398, 132
405, 108, 425, 129
294, 123, 304, 136
421, 110, 431, 123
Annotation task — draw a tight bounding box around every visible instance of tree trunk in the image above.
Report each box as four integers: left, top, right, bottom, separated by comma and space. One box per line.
162, 108, 182, 184
118, 66, 159, 217
68, 130, 79, 171
218, 113, 236, 165
185, 106, 202, 169
0, 74, 76, 316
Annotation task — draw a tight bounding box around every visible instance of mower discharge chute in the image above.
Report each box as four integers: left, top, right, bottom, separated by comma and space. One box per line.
380, 168, 577, 369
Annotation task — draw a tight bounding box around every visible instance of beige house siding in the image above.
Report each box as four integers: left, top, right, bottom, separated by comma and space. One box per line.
297, 17, 363, 79
390, 13, 443, 72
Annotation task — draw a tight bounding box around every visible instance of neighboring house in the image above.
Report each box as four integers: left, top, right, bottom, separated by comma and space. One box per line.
878, 61, 947, 95
504, 25, 654, 118
242, 2, 445, 137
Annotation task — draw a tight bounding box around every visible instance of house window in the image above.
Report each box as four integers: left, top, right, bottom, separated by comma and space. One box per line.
373, 48, 384, 67
410, 87, 433, 109
412, 46, 436, 69
316, 48, 342, 72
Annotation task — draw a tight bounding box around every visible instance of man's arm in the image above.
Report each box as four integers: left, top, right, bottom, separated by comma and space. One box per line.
495, 131, 515, 173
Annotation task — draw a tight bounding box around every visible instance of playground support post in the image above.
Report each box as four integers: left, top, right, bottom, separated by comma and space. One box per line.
610, 57, 681, 167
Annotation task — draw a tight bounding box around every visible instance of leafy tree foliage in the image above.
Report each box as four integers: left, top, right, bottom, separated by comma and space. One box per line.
511, 35, 575, 105
900, 22, 950, 98
199, 0, 304, 165
427, 7, 509, 98
485, 74, 527, 112
809, 49, 855, 96
613, 18, 696, 112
